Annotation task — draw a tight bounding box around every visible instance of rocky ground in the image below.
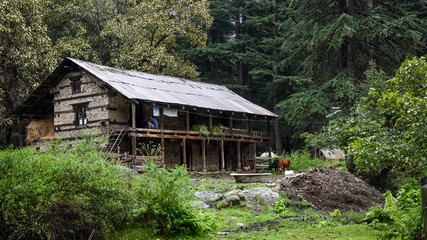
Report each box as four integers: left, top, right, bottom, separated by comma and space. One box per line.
192, 165, 385, 212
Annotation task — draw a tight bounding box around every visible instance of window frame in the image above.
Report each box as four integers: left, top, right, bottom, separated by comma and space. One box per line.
74, 103, 88, 126
70, 76, 82, 94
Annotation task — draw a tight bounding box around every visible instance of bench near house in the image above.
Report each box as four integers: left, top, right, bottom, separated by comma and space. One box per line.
16, 58, 277, 172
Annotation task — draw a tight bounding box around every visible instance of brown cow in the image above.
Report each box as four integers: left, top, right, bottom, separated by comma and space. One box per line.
267, 159, 291, 173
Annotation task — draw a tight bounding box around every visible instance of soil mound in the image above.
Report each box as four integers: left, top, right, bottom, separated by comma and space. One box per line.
280, 165, 385, 212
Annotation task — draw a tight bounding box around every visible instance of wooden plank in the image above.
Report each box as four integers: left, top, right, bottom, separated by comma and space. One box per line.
160, 107, 164, 130
53, 92, 107, 103
182, 138, 187, 168
209, 112, 212, 133
221, 139, 225, 171
253, 143, 257, 170
202, 139, 206, 172
132, 103, 136, 156
229, 115, 233, 135
128, 133, 269, 143
55, 104, 111, 114
237, 141, 241, 171
186, 111, 190, 131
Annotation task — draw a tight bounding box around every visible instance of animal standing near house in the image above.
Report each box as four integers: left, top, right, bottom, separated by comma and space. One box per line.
267, 159, 291, 173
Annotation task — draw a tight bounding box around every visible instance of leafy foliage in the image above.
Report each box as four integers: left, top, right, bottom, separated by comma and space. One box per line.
137, 141, 163, 157
134, 163, 215, 237
0, 132, 133, 239
364, 182, 422, 240
305, 56, 427, 177
0, 132, 214, 239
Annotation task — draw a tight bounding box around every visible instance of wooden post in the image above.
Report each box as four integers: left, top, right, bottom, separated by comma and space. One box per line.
161, 137, 165, 165
160, 107, 164, 130
253, 143, 257, 171
248, 115, 252, 136
131, 103, 136, 128
131, 103, 137, 157
266, 118, 270, 137
117, 146, 120, 161
229, 115, 233, 135
268, 143, 272, 159
237, 141, 241, 171
220, 140, 225, 172
202, 139, 206, 172
189, 142, 192, 171
209, 112, 213, 133
186, 111, 190, 132
182, 138, 187, 168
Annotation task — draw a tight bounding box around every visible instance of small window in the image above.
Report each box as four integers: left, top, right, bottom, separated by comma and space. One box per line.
75, 104, 88, 126
71, 77, 81, 93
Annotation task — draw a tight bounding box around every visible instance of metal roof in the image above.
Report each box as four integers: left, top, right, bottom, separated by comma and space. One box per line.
68, 58, 277, 117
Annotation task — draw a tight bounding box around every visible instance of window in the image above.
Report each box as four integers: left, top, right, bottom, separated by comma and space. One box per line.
75, 104, 88, 126
71, 77, 81, 93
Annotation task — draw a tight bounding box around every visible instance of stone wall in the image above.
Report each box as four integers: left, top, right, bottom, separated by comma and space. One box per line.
54, 71, 108, 139
108, 93, 130, 130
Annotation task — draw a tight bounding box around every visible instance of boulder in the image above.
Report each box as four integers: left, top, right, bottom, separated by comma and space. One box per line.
238, 187, 279, 205
221, 195, 241, 208
194, 191, 223, 203
223, 190, 242, 198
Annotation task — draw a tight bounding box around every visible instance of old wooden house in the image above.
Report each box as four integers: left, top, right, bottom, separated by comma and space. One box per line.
17, 58, 277, 172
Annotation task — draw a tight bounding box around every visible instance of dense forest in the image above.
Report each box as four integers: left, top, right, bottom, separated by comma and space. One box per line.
0, 0, 426, 164
1, 1, 426, 239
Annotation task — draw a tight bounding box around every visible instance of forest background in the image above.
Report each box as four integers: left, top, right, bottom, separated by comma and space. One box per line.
0, 0, 426, 174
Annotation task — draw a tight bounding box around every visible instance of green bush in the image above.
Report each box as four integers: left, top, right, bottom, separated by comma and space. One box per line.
0, 132, 135, 239
0, 131, 215, 239
283, 150, 344, 171
134, 163, 215, 237
364, 182, 422, 240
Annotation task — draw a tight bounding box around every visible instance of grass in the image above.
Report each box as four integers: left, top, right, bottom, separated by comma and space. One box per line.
283, 150, 345, 171
109, 151, 384, 239
221, 224, 381, 240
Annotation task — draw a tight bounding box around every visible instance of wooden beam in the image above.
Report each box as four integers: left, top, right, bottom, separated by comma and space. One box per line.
248, 115, 252, 136
237, 141, 241, 171
160, 107, 164, 130
202, 139, 206, 172
131, 103, 136, 128
266, 118, 271, 137
229, 115, 233, 135
221, 140, 225, 172
182, 138, 187, 168
53, 92, 108, 103
253, 143, 257, 171
132, 103, 137, 156
209, 112, 213, 133
161, 137, 165, 165
186, 111, 190, 132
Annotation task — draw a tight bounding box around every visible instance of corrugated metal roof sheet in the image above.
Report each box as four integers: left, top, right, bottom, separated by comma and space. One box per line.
69, 58, 277, 117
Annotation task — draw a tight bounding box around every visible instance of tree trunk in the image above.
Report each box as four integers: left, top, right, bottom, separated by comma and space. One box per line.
272, 0, 283, 155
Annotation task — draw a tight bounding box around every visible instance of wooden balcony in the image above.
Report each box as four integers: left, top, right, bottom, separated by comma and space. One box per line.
127, 127, 270, 143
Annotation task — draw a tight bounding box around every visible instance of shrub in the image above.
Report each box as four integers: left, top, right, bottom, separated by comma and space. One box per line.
0, 133, 135, 239
283, 149, 344, 171
364, 182, 422, 240
134, 163, 215, 237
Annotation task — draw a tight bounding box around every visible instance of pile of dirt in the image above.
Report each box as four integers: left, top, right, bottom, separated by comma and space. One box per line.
26, 118, 54, 143
280, 165, 385, 212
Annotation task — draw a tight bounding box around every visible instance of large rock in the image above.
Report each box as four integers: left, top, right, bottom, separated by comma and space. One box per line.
221, 195, 241, 208
238, 187, 279, 205
223, 190, 242, 198
194, 191, 223, 203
